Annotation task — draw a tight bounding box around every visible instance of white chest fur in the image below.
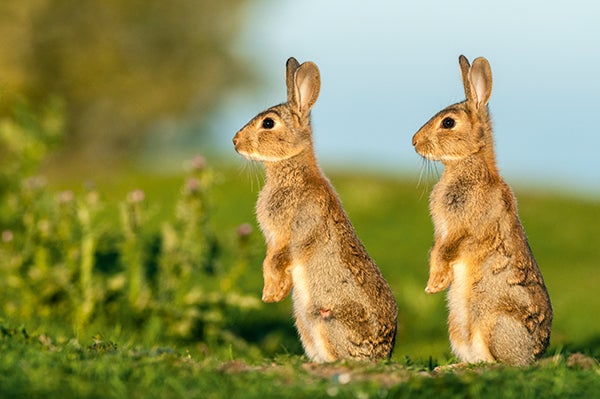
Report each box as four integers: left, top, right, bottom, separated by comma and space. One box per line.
436, 218, 449, 241
430, 191, 448, 241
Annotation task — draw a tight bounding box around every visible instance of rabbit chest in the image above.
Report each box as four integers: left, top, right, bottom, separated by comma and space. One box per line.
431, 175, 501, 240
430, 180, 471, 241
256, 184, 297, 244
257, 180, 329, 246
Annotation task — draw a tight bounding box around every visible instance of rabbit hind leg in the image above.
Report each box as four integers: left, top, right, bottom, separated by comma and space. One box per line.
488, 314, 535, 366
449, 325, 494, 363
324, 301, 386, 360
294, 316, 337, 362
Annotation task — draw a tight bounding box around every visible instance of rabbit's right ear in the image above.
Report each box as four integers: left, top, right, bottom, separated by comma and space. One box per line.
459, 55, 493, 109
469, 57, 492, 109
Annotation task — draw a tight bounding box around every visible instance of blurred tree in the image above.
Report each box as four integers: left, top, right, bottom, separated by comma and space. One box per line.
0, 0, 253, 166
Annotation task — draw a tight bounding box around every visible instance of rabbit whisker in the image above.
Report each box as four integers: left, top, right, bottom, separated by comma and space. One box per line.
416, 158, 431, 200
416, 158, 442, 200
416, 158, 427, 188
245, 160, 264, 193
253, 161, 265, 192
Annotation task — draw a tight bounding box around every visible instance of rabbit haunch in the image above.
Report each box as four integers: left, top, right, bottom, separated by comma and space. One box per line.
233, 57, 398, 362
412, 55, 552, 366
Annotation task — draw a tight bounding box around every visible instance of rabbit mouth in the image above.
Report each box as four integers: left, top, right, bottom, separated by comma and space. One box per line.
415, 144, 466, 162
236, 148, 285, 163
413, 139, 437, 160
415, 147, 440, 161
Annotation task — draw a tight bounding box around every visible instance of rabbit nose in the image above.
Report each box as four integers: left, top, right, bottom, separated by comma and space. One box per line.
232, 135, 239, 146
412, 135, 418, 147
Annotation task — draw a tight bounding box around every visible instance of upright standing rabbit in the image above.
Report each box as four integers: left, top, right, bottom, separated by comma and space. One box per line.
233, 57, 397, 362
412, 55, 552, 366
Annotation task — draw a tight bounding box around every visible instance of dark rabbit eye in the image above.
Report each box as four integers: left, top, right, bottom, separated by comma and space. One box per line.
442, 117, 455, 129
262, 118, 275, 129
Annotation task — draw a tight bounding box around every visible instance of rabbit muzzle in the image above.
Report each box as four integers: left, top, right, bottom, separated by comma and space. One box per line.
232, 131, 248, 156
412, 132, 431, 159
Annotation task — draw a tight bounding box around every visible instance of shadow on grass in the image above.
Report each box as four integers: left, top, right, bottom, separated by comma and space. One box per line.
561, 335, 600, 359
227, 307, 303, 357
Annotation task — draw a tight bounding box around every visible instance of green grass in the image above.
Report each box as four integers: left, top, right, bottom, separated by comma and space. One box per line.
2, 163, 599, 398
1, 328, 599, 398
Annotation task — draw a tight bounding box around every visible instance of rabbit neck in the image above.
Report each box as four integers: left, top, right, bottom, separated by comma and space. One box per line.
442, 149, 500, 186
263, 147, 321, 185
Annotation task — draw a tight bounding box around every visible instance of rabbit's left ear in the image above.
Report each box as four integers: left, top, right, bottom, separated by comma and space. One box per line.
469, 57, 492, 108
291, 62, 321, 116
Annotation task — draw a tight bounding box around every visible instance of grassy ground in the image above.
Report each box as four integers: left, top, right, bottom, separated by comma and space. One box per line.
1, 324, 599, 398
2, 162, 599, 398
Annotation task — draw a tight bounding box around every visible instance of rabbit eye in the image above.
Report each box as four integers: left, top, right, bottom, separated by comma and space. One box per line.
442, 117, 455, 129
262, 118, 275, 129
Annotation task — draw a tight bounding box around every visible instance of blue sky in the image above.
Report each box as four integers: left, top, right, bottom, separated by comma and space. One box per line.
212, 0, 600, 196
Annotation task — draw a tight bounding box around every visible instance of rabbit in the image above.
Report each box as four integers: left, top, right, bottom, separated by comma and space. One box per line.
233, 57, 398, 362
411, 55, 552, 366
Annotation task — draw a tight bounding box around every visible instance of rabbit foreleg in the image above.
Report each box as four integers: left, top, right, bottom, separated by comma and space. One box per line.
261, 245, 293, 302
426, 234, 466, 293
426, 243, 452, 293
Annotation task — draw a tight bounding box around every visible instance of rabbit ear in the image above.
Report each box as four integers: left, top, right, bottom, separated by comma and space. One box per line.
469, 57, 493, 108
460, 55, 493, 109
286, 57, 301, 103
291, 62, 321, 116
459, 55, 476, 103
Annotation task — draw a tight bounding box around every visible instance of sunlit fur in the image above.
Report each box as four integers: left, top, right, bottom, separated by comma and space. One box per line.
234, 108, 311, 162
412, 55, 552, 366
233, 57, 398, 362
413, 104, 492, 165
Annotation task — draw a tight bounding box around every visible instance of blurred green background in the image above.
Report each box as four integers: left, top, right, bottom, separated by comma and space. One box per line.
0, 0, 598, 366
0, 0, 254, 172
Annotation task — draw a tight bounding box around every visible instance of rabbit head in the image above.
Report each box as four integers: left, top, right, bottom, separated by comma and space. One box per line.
233, 57, 321, 162
412, 55, 494, 163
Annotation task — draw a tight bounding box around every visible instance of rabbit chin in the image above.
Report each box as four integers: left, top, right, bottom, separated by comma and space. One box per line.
236, 149, 288, 163
237, 150, 298, 162
420, 152, 466, 162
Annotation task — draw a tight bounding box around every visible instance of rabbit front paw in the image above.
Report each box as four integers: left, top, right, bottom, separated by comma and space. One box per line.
425, 270, 452, 294
262, 276, 292, 303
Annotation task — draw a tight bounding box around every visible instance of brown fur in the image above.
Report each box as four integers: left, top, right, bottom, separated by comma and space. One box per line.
412, 55, 552, 366
233, 57, 397, 362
